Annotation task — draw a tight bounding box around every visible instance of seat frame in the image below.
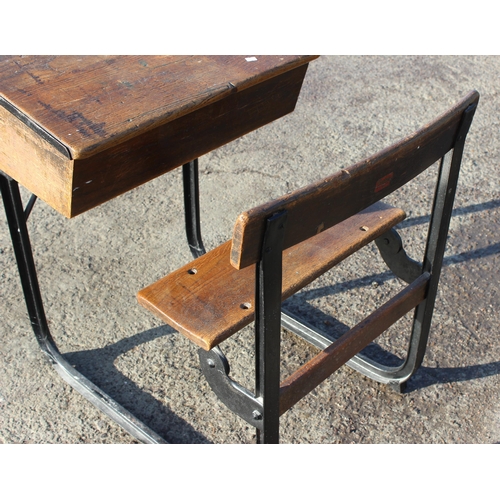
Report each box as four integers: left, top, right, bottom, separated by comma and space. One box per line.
188, 92, 479, 443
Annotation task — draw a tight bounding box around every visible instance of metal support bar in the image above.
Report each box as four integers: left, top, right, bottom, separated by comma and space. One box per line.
255, 211, 287, 443
0, 172, 167, 444
24, 194, 38, 221
182, 159, 206, 258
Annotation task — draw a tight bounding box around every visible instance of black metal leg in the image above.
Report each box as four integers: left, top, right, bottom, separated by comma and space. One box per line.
183, 159, 206, 258
0, 173, 167, 444
255, 211, 287, 444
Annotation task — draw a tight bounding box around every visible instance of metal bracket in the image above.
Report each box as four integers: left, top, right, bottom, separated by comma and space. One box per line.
198, 347, 264, 430
375, 228, 422, 284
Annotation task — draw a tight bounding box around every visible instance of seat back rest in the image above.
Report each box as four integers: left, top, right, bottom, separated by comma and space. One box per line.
230, 90, 479, 270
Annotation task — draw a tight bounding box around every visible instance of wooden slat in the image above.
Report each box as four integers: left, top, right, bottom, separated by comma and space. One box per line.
231, 90, 480, 269
278, 272, 430, 415
137, 202, 405, 351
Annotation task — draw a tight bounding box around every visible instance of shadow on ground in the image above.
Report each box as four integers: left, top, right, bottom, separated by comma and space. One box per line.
63, 200, 500, 441
65, 325, 212, 444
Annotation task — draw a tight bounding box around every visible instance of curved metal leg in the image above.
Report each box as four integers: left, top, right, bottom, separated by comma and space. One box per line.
0, 173, 167, 443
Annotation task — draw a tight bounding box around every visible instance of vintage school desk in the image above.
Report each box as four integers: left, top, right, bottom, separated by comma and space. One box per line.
0, 55, 318, 443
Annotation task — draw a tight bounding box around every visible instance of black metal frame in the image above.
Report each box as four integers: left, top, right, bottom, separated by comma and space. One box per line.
1, 101, 476, 444
194, 102, 477, 442
0, 159, 208, 444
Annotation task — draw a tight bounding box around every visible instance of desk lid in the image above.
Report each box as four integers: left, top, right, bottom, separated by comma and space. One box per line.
0, 55, 318, 160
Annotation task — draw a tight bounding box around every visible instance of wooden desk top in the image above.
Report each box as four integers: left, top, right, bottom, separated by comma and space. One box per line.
0, 56, 317, 217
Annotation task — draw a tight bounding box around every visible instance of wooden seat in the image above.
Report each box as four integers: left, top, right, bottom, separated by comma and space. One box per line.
138, 201, 405, 350
138, 90, 479, 443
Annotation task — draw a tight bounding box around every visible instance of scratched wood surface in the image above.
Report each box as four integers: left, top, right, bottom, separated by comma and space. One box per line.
137, 202, 405, 350
0, 55, 317, 217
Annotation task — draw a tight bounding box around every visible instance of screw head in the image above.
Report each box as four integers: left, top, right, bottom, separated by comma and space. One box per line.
252, 410, 262, 420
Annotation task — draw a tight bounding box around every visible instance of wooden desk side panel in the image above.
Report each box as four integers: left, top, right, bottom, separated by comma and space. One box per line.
0, 105, 73, 216
69, 64, 310, 217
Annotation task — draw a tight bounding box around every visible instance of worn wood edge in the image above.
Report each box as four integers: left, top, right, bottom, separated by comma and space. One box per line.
278, 273, 430, 415
0, 103, 73, 217
136, 241, 244, 351
230, 90, 480, 269
0, 96, 72, 159
224, 56, 318, 93
0, 57, 316, 217
67, 65, 309, 217
73, 56, 318, 159
5, 56, 318, 161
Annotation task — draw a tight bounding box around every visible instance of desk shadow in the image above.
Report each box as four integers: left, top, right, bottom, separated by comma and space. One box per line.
64, 325, 212, 444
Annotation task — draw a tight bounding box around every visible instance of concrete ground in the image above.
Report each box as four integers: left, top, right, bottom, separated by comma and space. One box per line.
0, 55, 499, 444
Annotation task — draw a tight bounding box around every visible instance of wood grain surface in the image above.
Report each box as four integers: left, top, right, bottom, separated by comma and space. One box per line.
0, 55, 317, 217
0, 56, 317, 158
137, 202, 405, 350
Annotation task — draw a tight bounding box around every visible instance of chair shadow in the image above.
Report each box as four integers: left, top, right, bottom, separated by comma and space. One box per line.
284, 198, 500, 392
64, 325, 213, 444
398, 198, 500, 230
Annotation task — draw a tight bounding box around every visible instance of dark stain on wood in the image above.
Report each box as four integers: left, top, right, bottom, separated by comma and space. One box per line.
37, 101, 107, 139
